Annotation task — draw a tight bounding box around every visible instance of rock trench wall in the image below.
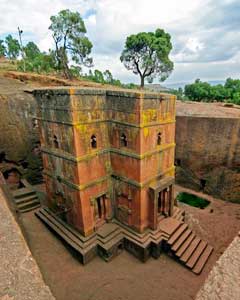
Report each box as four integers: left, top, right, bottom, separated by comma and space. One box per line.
0, 92, 42, 184
175, 116, 240, 202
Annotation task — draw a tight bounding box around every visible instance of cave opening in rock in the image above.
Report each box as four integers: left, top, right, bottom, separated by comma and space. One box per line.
3, 168, 22, 187
200, 179, 206, 190
175, 158, 181, 166
0, 152, 6, 163
53, 135, 59, 149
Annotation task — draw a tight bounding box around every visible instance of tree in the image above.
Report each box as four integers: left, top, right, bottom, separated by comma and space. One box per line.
49, 9, 93, 79
5, 34, 20, 59
17, 47, 57, 74
93, 69, 104, 83
0, 40, 6, 57
209, 84, 228, 102
24, 42, 41, 60
184, 79, 211, 101
103, 70, 114, 84
120, 29, 173, 88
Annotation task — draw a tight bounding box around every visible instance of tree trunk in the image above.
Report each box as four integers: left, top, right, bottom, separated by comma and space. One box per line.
63, 62, 72, 80
140, 76, 145, 88
59, 48, 72, 80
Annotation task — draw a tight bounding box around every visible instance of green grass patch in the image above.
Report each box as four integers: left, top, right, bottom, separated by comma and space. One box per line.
177, 192, 210, 209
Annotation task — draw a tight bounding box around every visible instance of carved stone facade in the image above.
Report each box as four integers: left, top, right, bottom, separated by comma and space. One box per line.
34, 88, 176, 237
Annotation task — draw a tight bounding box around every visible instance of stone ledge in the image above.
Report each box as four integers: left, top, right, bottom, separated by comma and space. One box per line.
0, 186, 55, 300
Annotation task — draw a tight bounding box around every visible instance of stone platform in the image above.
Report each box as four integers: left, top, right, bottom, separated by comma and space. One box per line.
35, 206, 213, 274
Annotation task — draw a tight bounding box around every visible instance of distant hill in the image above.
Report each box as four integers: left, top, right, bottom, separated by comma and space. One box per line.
165, 80, 226, 90
145, 84, 171, 92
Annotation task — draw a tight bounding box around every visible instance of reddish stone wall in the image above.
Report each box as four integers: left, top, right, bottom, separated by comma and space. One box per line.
34, 88, 176, 236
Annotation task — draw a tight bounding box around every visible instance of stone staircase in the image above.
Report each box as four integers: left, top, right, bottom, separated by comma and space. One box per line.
12, 187, 40, 213
165, 222, 213, 275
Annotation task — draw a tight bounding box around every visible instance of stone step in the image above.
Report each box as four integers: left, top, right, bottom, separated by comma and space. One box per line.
186, 240, 207, 269
35, 210, 85, 253
173, 208, 185, 222
175, 233, 196, 257
171, 229, 192, 252
43, 207, 96, 245
13, 188, 35, 199
98, 232, 124, 250
39, 208, 97, 249
97, 223, 120, 239
15, 194, 38, 204
37, 209, 85, 248
180, 237, 201, 263
192, 245, 214, 275
97, 228, 123, 245
158, 215, 166, 222
159, 218, 183, 236
19, 203, 40, 213
168, 223, 188, 246
17, 199, 40, 210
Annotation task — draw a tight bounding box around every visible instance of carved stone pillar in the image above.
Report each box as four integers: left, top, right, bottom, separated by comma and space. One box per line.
169, 185, 174, 216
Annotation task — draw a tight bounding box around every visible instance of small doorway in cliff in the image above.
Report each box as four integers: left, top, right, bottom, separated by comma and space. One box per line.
95, 194, 107, 229
0, 152, 6, 163
200, 179, 206, 190
2, 168, 21, 188
175, 159, 181, 166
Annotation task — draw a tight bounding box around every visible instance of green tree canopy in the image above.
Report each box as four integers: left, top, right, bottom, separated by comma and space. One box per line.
0, 40, 6, 57
93, 69, 104, 83
24, 42, 41, 60
120, 28, 173, 87
49, 9, 93, 79
185, 79, 211, 101
5, 34, 20, 59
184, 78, 240, 104
18, 48, 57, 74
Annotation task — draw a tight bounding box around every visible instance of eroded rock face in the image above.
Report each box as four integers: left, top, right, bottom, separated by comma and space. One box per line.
0, 77, 42, 184
175, 115, 240, 203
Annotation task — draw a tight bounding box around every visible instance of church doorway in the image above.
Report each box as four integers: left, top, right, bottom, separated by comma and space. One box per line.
95, 194, 107, 229
158, 187, 170, 217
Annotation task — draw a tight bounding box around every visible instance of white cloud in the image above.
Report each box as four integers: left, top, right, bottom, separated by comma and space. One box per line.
186, 38, 204, 53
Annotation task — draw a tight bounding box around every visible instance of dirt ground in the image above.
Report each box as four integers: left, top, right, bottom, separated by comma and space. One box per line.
18, 185, 240, 300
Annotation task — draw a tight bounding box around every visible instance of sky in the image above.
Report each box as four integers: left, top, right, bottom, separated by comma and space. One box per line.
0, 0, 240, 85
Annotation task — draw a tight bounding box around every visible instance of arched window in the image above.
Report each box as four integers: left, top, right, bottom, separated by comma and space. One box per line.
53, 135, 59, 148
91, 135, 97, 148
157, 132, 162, 145
120, 133, 128, 147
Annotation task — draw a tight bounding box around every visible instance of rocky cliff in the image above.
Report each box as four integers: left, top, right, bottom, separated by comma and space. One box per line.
175, 101, 240, 203
0, 76, 42, 183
